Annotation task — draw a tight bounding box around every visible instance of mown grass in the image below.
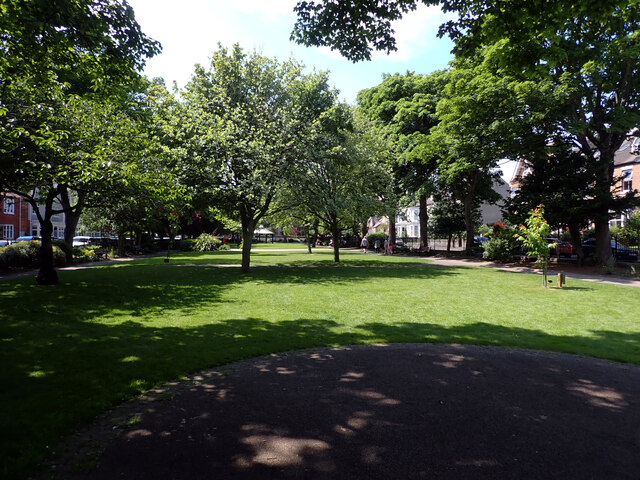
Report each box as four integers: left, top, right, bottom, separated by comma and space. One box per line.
2, 248, 640, 478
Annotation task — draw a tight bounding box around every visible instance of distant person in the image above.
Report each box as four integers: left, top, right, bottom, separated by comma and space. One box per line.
361, 236, 368, 253
383, 238, 389, 255
386, 238, 393, 255
374, 239, 381, 253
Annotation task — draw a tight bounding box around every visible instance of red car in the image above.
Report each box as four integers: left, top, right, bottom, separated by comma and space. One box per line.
547, 239, 573, 257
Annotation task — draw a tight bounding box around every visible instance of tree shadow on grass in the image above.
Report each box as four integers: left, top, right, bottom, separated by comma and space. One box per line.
36, 325, 640, 480
2, 261, 639, 479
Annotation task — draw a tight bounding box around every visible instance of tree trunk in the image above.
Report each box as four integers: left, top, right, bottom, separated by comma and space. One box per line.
241, 217, 255, 273
331, 224, 340, 263
594, 217, 613, 265
388, 214, 396, 245
37, 218, 58, 285
446, 234, 452, 256
568, 222, 584, 264
463, 196, 475, 256
419, 194, 429, 251
61, 189, 85, 262
593, 150, 615, 265
118, 232, 126, 257
311, 219, 319, 250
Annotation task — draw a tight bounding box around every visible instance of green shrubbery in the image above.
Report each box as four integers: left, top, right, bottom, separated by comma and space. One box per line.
482, 225, 520, 262
180, 239, 197, 251
0, 241, 67, 268
194, 233, 222, 252
365, 232, 387, 247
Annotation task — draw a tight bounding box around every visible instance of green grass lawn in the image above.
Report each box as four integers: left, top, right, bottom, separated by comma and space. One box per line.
2, 248, 640, 478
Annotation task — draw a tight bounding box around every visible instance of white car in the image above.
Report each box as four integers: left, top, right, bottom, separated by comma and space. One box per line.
72, 236, 91, 247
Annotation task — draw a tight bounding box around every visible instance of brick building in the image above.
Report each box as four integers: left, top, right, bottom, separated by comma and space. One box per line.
0, 194, 31, 241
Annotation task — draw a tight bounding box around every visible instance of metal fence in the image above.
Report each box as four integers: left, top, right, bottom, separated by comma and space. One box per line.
397, 237, 467, 252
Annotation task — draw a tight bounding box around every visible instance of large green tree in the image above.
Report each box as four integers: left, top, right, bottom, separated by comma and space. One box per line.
358, 71, 447, 250
0, 0, 160, 283
283, 105, 389, 262
292, 0, 640, 264
182, 45, 334, 273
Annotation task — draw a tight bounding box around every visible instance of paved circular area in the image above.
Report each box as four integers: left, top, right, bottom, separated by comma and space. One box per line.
46, 344, 640, 479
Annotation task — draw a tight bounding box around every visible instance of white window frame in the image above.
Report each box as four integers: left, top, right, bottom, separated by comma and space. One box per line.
621, 169, 633, 192
4, 197, 15, 215
2, 224, 15, 240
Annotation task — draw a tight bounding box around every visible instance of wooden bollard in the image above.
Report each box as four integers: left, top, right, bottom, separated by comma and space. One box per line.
557, 272, 565, 288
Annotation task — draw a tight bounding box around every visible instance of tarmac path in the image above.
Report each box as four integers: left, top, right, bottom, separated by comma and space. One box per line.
44, 344, 640, 479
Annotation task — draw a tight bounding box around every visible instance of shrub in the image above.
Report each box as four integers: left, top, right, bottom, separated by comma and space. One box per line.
52, 239, 72, 259
0, 241, 66, 268
72, 246, 96, 262
194, 233, 221, 252
218, 243, 231, 251
0, 241, 41, 268
366, 232, 387, 248
52, 246, 67, 267
180, 239, 197, 251
483, 226, 520, 262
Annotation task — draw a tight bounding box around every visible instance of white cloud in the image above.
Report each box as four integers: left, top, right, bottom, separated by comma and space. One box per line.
314, 4, 455, 62
373, 5, 456, 62
225, 0, 298, 22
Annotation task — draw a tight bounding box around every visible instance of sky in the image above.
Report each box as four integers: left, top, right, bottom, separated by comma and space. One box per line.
126, 0, 456, 105
125, 1, 517, 181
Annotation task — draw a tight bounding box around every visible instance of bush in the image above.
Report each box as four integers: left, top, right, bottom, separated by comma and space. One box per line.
0, 240, 66, 268
483, 227, 520, 263
365, 232, 387, 248
52, 239, 72, 259
218, 243, 231, 251
72, 246, 97, 262
180, 239, 197, 251
52, 246, 67, 267
194, 233, 221, 252
0, 241, 41, 268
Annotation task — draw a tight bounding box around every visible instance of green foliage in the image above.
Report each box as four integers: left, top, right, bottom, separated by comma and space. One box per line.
0, 241, 66, 268
482, 236, 517, 263
0, 241, 41, 268
476, 224, 492, 236
52, 239, 72, 259
179, 239, 197, 251
620, 212, 640, 246
514, 206, 555, 286
194, 234, 222, 252
72, 247, 96, 262
366, 232, 387, 245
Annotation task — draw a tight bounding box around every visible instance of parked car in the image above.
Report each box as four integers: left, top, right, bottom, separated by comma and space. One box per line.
14, 236, 40, 243
581, 238, 638, 263
0, 240, 9, 247
72, 236, 91, 247
472, 236, 489, 248
547, 239, 573, 258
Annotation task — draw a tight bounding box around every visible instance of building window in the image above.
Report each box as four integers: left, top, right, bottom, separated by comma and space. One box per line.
621, 170, 633, 192
4, 198, 15, 215
2, 224, 14, 240
31, 224, 40, 236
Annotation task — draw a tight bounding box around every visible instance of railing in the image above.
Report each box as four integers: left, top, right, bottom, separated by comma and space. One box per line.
396, 237, 468, 251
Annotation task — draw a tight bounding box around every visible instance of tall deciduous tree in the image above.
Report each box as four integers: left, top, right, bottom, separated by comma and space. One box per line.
357, 71, 447, 250
0, 0, 160, 284
292, 0, 640, 264
283, 105, 388, 262
182, 45, 332, 273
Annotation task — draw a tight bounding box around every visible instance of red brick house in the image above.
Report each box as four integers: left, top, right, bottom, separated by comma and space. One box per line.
0, 194, 31, 241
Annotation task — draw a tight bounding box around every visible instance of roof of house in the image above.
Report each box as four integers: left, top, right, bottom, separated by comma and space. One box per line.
614, 137, 640, 168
